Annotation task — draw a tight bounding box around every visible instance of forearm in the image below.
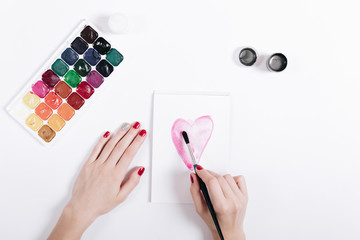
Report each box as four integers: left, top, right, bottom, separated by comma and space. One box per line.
48, 204, 94, 240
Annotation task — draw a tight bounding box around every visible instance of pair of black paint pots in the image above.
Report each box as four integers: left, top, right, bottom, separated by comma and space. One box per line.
239, 48, 287, 72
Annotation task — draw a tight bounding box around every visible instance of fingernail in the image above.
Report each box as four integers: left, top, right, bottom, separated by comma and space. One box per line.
137, 167, 145, 176
196, 165, 203, 170
139, 129, 147, 137
190, 175, 194, 183
103, 131, 110, 138
133, 121, 140, 129
121, 123, 130, 131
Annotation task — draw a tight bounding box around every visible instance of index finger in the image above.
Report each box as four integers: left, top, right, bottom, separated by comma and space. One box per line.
195, 165, 226, 205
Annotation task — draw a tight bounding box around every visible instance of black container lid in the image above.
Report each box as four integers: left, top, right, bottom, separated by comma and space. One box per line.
239, 48, 257, 66
267, 53, 287, 72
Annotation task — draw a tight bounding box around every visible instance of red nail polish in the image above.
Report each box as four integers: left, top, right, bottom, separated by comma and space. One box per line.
138, 167, 145, 176
196, 165, 203, 170
133, 121, 140, 129
103, 131, 110, 138
190, 175, 194, 183
139, 129, 147, 137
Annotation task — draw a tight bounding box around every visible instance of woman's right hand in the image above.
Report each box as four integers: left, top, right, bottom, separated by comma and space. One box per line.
190, 165, 248, 240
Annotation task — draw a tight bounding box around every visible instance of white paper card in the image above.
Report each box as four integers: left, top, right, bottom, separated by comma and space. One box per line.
151, 92, 231, 204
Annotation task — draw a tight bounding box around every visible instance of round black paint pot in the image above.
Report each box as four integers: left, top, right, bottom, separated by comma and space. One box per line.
266, 53, 287, 72
239, 48, 257, 66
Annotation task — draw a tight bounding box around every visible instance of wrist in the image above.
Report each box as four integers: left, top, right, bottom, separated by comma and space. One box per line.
63, 202, 96, 231
64, 201, 96, 224
211, 231, 221, 240
212, 229, 246, 240
48, 203, 95, 240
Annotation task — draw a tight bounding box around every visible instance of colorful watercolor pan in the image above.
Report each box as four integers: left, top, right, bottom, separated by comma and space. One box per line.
7, 20, 124, 145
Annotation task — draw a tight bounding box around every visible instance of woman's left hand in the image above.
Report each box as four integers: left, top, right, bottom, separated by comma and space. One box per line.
48, 121, 147, 240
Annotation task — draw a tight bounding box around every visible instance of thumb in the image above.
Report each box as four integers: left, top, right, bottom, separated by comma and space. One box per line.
117, 167, 145, 202
190, 173, 207, 215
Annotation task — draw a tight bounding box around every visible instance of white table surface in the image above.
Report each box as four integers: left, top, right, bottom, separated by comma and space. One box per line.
1, 0, 360, 239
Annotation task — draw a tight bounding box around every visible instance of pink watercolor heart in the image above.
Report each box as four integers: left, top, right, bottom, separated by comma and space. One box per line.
171, 116, 214, 171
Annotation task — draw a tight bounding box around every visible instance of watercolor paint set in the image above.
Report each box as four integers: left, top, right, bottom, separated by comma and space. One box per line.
7, 20, 123, 145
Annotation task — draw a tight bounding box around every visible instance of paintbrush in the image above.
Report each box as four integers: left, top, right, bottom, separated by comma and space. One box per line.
182, 131, 224, 240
